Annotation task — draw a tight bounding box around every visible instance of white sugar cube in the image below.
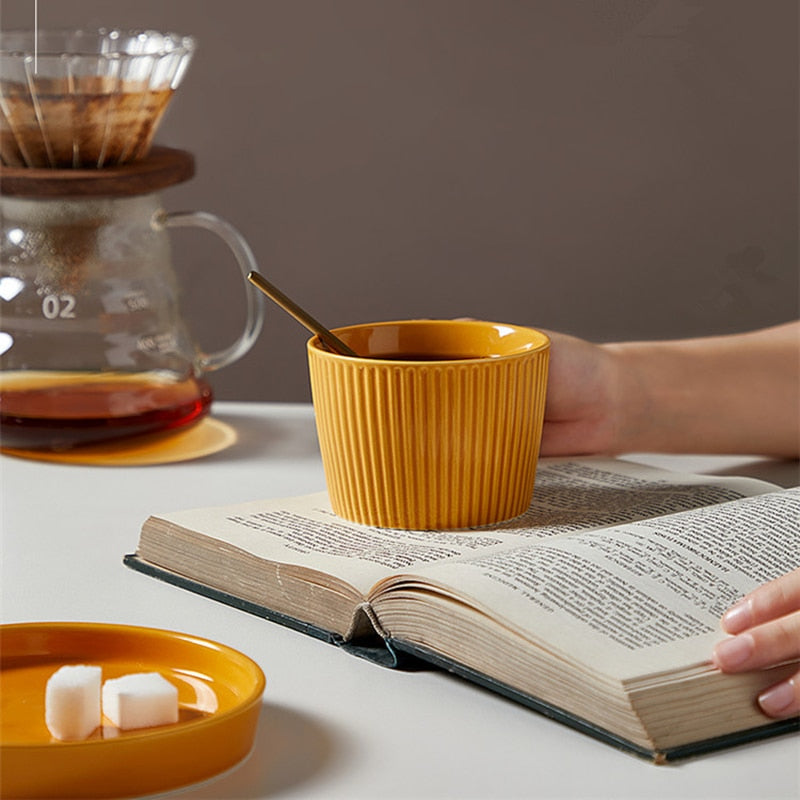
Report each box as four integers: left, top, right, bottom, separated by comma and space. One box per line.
45, 665, 102, 741
102, 672, 179, 730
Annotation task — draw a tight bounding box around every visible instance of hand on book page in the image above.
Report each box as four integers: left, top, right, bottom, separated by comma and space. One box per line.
713, 568, 800, 719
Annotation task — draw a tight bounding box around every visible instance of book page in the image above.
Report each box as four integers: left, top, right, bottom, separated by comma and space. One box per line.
495, 457, 775, 537
377, 489, 800, 679
148, 493, 507, 594
144, 458, 778, 596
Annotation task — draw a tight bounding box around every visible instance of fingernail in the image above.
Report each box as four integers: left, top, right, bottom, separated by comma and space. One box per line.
722, 599, 752, 634
713, 634, 755, 670
759, 680, 796, 717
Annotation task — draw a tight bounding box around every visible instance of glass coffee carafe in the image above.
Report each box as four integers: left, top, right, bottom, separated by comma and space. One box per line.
0, 147, 264, 450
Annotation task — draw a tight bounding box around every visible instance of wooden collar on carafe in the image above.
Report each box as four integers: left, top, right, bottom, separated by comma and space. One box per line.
0, 146, 195, 197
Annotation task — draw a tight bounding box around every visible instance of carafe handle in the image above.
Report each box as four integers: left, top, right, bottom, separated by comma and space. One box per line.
158, 210, 265, 373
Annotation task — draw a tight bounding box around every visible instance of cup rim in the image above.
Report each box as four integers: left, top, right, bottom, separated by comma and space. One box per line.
307, 318, 550, 363
0, 28, 197, 58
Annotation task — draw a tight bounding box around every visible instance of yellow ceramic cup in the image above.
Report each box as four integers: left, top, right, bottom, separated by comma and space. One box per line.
307, 319, 550, 529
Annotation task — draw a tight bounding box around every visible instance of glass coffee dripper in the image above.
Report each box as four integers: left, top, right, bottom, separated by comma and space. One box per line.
0, 28, 195, 168
0, 147, 264, 450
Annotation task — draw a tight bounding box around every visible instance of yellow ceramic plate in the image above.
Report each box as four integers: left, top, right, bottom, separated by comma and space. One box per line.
1, 622, 265, 799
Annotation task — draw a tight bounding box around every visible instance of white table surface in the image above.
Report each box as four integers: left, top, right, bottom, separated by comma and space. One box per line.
2, 402, 799, 800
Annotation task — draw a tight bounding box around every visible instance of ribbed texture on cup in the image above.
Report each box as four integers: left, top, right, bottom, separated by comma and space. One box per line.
308, 348, 549, 530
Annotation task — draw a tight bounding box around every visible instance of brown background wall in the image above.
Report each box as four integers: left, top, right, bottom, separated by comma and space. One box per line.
2, 0, 797, 402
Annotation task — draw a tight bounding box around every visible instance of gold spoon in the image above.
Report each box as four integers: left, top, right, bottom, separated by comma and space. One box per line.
247, 271, 359, 357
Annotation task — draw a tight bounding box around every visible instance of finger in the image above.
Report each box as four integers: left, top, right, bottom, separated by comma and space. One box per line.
722, 568, 800, 634
758, 674, 800, 719
713, 611, 800, 673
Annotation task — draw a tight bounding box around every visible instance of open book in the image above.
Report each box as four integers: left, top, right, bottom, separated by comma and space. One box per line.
125, 457, 800, 762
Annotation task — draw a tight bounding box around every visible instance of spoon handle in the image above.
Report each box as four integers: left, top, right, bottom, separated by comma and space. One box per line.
247, 271, 359, 357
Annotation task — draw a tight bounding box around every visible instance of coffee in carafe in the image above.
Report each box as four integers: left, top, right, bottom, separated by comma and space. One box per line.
0, 372, 213, 450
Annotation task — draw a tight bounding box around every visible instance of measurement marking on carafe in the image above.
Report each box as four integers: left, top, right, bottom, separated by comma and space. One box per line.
124, 292, 150, 312
41, 294, 77, 320
137, 332, 178, 354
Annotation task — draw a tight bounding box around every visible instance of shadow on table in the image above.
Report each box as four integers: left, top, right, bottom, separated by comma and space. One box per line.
203, 410, 321, 464
175, 702, 341, 798
707, 458, 800, 489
